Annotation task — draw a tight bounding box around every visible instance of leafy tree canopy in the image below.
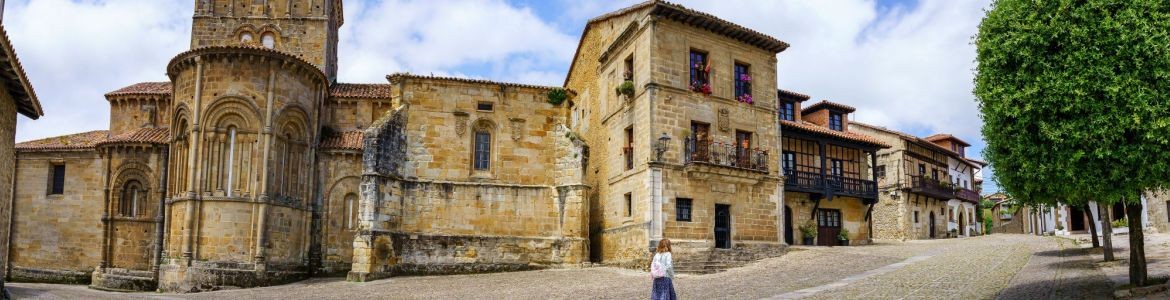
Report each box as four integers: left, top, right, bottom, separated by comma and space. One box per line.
976, 0, 1170, 205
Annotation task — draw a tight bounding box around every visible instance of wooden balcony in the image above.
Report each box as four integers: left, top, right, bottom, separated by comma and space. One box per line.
956, 188, 980, 203
783, 170, 878, 200
910, 176, 955, 199
685, 137, 768, 172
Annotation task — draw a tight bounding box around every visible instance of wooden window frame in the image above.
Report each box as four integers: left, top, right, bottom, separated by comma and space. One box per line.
689, 50, 709, 88
779, 101, 795, 121
829, 112, 843, 131
474, 131, 492, 171
733, 62, 751, 99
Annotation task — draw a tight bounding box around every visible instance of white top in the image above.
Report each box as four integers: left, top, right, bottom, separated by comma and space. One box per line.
652, 252, 674, 278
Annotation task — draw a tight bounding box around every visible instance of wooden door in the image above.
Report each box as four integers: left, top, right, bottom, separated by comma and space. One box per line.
929, 212, 936, 238
735, 130, 752, 168
817, 209, 841, 246
784, 206, 794, 245
714, 204, 731, 249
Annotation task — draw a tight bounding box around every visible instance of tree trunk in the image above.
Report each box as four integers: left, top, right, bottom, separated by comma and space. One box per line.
1126, 201, 1147, 287
1084, 204, 1100, 248
1099, 202, 1115, 261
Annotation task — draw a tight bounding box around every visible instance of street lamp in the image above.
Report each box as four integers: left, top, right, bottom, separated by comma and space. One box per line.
655, 132, 671, 162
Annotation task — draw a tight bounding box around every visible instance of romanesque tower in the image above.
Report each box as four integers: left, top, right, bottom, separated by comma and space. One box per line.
154, 0, 339, 292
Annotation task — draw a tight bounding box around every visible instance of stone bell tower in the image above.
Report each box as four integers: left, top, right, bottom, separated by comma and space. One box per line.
191, 0, 342, 81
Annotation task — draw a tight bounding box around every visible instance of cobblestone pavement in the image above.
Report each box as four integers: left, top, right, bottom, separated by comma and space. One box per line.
1077, 232, 1170, 299
6, 234, 1114, 299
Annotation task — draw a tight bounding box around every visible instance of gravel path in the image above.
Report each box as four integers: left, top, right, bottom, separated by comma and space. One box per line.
6, 235, 1114, 299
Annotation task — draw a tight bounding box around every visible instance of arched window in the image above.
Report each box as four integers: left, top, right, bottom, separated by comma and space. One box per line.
225, 126, 237, 197
240, 32, 254, 44
345, 193, 357, 229
261, 32, 276, 49
474, 131, 491, 171
120, 180, 142, 217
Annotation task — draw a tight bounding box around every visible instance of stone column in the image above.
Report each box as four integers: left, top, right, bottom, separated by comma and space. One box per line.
254, 62, 277, 264
182, 56, 205, 263
649, 166, 663, 242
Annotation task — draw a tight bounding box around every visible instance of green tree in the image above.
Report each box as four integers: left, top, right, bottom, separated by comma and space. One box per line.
974, 0, 1170, 287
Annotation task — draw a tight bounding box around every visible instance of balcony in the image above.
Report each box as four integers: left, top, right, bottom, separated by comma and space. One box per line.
956, 188, 980, 203
783, 170, 878, 200
910, 176, 956, 199
684, 137, 768, 172
828, 175, 878, 200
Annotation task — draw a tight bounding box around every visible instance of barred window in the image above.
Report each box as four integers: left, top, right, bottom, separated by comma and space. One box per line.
676, 198, 693, 222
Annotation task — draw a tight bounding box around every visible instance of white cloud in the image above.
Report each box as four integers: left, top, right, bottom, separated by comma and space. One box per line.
7, 0, 191, 142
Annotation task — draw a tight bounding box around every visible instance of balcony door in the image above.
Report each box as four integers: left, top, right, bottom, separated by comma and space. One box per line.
690, 122, 711, 162
735, 130, 752, 168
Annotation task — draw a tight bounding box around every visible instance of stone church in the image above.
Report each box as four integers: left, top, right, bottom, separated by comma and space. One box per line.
4, 0, 817, 293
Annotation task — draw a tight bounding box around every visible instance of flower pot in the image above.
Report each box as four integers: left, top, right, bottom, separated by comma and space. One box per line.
802, 237, 815, 245
838, 239, 849, 246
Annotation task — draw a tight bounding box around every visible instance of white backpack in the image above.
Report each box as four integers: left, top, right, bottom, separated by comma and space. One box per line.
650, 260, 666, 278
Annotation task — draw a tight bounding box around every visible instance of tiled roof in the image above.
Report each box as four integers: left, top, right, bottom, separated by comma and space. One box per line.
0, 25, 42, 119
802, 100, 856, 114
98, 128, 170, 146
781, 120, 890, 148
320, 130, 363, 151
924, 133, 971, 147
387, 73, 570, 92
167, 45, 325, 81
966, 158, 988, 167
106, 82, 172, 98
851, 122, 982, 167
16, 130, 109, 152
778, 89, 811, 102
330, 83, 393, 99
587, 1, 789, 52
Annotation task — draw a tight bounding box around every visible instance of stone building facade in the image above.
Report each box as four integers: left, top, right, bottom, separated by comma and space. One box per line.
564, 1, 791, 268
0, 0, 983, 293
0, 23, 44, 299
849, 123, 983, 241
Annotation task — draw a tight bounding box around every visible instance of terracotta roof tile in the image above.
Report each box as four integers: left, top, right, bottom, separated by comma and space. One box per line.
106, 82, 172, 98
802, 100, 856, 114
16, 130, 109, 152
330, 83, 393, 99
320, 130, 363, 151
0, 25, 42, 119
781, 120, 890, 148
778, 89, 811, 102
586, 1, 789, 52
98, 128, 170, 146
924, 133, 971, 147
387, 73, 572, 92
851, 122, 982, 167
168, 46, 325, 81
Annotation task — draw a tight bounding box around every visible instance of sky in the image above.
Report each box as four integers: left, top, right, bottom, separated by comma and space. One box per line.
2, 0, 997, 192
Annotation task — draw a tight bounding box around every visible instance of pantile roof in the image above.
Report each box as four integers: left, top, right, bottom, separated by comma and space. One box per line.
924, 133, 972, 147
851, 122, 984, 167
320, 130, 363, 151
0, 25, 42, 119
387, 73, 569, 92
106, 82, 172, 98
802, 100, 856, 114
587, 1, 789, 52
781, 120, 890, 148
778, 89, 811, 102
16, 130, 109, 152
98, 128, 170, 146
330, 83, 394, 99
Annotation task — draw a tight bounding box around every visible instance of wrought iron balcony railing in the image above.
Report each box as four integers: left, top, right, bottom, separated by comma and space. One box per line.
684, 137, 768, 172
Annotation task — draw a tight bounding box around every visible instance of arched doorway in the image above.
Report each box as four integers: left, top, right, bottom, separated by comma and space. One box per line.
958, 209, 966, 237
784, 206, 794, 245
929, 212, 936, 238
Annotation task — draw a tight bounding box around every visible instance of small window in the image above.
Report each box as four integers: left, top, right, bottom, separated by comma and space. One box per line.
625, 193, 633, 217
48, 164, 65, 195
734, 63, 751, 101
782, 152, 796, 175
875, 165, 886, 178
779, 101, 795, 121
676, 198, 693, 222
918, 164, 926, 176
624, 127, 634, 170
932, 170, 939, 180
689, 50, 709, 91
261, 32, 276, 48
120, 180, 141, 217
240, 32, 254, 43
914, 211, 919, 223
829, 112, 843, 131
474, 131, 491, 170
830, 160, 844, 178
623, 55, 634, 81
477, 102, 494, 112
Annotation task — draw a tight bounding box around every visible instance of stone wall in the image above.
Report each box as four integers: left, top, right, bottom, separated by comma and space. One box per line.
191, 0, 337, 74
785, 192, 872, 244
1142, 190, 1170, 233
0, 91, 15, 296
107, 96, 170, 135
316, 152, 361, 275
8, 151, 105, 284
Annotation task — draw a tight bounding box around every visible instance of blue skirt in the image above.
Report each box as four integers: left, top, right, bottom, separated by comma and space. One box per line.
652, 277, 677, 300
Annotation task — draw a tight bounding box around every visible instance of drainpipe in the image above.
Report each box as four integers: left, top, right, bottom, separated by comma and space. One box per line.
152, 146, 169, 280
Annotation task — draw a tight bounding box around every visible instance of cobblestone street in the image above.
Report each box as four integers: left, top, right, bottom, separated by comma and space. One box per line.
7, 234, 1128, 299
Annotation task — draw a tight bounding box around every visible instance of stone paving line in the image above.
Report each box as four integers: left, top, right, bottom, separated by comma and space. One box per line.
5, 234, 1115, 300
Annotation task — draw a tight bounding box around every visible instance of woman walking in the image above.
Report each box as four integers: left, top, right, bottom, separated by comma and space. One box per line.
650, 239, 677, 300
